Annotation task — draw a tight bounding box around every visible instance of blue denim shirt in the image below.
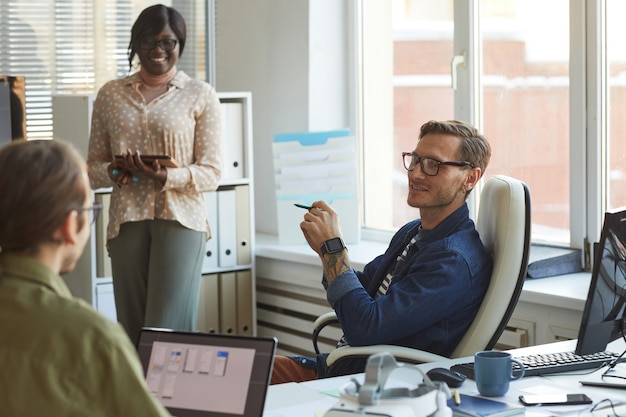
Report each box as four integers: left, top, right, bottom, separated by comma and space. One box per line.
309, 203, 492, 377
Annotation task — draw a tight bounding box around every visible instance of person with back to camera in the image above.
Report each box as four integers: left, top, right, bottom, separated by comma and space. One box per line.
87, 4, 222, 344
271, 119, 494, 383
0, 139, 171, 416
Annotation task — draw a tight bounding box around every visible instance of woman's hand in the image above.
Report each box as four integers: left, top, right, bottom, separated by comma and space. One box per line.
108, 161, 132, 187
119, 149, 168, 186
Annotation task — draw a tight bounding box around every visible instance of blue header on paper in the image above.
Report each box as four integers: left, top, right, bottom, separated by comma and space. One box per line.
274, 129, 351, 145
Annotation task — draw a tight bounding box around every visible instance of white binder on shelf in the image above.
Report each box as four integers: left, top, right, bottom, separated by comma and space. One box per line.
272, 129, 360, 244
216, 188, 237, 267
235, 185, 251, 266
218, 272, 237, 334
95, 282, 117, 323
197, 273, 220, 333
202, 192, 219, 272
236, 270, 253, 336
94, 192, 112, 278
220, 102, 245, 180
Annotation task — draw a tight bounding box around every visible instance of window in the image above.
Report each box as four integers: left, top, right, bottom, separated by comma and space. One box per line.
480, 0, 570, 243
360, 0, 610, 253
607, 0, 626, 211
0, 0, 207, 141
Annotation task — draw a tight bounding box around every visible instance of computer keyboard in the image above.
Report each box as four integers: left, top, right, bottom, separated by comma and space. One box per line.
450, 350, 620, 379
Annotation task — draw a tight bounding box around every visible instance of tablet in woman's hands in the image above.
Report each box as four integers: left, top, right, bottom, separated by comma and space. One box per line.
114, 154, 179, 168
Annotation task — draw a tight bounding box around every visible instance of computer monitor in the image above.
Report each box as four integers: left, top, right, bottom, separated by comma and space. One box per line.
575, 206, 626, 355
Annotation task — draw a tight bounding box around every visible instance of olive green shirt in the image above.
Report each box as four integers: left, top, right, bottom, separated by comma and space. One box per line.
0, 253, 171, 417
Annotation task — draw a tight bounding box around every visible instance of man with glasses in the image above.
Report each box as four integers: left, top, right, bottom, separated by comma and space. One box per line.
272, 120, 493, 383
0, 139, 171, 416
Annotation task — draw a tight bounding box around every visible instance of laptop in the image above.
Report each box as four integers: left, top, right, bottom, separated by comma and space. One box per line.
137, 327, 277, 417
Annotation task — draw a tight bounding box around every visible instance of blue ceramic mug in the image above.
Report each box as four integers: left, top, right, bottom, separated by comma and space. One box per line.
474, 350, 525, 397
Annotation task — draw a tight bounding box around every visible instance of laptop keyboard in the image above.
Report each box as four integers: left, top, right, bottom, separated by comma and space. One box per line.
450, 350, 620, 379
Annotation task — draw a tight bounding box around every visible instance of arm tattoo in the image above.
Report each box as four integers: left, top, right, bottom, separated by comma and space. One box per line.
323, 251, 351, 285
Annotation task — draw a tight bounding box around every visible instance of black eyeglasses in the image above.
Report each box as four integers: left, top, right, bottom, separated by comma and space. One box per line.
139, 38, 178, 51
75, 202, 103, 225
402, 152, 474, 176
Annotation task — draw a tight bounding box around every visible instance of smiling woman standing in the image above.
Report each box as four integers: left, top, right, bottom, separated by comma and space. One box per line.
87, 4, 222, 344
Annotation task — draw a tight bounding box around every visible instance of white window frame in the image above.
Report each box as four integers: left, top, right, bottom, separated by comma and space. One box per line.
359, 0, 608, 253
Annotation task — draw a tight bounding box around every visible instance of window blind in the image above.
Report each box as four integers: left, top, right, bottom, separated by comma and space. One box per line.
0, 0, 207, 140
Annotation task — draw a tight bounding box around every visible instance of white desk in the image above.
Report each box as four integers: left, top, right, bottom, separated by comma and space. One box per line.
263, 338, 626, 416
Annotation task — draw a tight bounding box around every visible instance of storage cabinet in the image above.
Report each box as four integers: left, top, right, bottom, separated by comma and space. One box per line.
53, 91, 256, 336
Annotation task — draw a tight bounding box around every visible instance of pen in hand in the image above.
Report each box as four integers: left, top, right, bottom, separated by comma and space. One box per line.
294, 203, 313, 210
453, 390, 461, 406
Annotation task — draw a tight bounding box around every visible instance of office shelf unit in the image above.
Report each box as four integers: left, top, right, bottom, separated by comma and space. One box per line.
53, 91, 256, 336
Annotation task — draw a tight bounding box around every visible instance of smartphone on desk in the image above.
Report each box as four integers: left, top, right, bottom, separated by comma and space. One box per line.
519, 393, 592, 406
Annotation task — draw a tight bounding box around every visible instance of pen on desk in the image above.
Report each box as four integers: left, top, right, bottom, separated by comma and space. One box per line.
453, 390, 461, 406
294, 203, 313, 210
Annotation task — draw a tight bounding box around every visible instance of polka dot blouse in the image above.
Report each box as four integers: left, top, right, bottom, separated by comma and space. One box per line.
86, 71, 223, 241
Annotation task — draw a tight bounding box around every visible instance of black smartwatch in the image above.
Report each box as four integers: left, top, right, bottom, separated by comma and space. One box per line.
320, 237, 346, 255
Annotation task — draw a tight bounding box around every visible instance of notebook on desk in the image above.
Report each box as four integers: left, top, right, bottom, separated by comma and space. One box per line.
137, 327, 277, 417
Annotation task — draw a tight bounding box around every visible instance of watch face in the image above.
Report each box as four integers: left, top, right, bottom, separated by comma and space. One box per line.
325, 238, 345, 253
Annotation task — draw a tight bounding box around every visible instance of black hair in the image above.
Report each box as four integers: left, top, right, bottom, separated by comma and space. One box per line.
127, 4, 187, 70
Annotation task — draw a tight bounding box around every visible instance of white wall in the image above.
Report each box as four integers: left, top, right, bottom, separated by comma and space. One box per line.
215, 0, 351, 235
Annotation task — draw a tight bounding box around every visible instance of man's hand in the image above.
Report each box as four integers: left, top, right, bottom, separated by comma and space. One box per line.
299, 200, 343, 255
299, 200, 350, 283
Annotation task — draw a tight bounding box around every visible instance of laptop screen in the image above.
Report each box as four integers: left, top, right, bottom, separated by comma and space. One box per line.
137, 328, 277, 417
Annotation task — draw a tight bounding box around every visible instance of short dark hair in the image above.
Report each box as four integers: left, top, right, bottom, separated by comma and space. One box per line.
127, 4, 187, 70
0, 139, 87, 253
418, 119, 491, 175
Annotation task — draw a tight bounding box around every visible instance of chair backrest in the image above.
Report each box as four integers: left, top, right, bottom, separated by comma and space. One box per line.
451, 175, 531, 358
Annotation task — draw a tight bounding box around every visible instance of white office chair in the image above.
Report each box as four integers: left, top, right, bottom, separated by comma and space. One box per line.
311, 175, 532, 376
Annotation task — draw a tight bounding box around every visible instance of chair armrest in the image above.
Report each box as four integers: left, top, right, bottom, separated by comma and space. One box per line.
312, 311, 339, 354
326, 345, 449, 368
314, 311, 338, 329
